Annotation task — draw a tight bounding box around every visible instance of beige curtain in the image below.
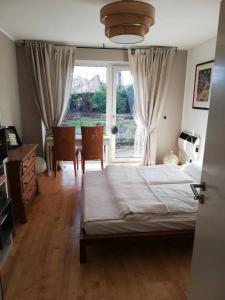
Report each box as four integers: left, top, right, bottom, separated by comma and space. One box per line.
25, 41, 76, 133
128, 48, 175, 165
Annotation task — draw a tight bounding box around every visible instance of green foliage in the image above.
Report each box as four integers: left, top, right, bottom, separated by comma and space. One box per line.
93, 82, 106, 113
116, 85, 134, 115
68, 93, 82, 111
67, 82, 134, 115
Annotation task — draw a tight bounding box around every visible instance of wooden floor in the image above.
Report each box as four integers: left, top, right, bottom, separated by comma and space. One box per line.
2, 163, 193, 300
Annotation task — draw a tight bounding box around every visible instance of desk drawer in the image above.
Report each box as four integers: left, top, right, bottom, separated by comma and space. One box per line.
22, 151, 36, 174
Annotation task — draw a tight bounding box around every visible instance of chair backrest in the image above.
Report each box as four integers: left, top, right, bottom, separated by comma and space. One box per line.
52, 126, 76, 161
81, 126, 104, 160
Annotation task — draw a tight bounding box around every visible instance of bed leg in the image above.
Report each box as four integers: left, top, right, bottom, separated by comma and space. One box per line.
80, 239, 87, 264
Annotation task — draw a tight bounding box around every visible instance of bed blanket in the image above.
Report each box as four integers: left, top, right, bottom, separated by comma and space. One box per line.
83, 169, 197, 223
105, 164, 194, 185
103, 165, 196, 217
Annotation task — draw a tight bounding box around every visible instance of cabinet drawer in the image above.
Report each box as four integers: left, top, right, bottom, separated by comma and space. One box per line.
23, 177, 37, 203
22, 164, 36, 192
22, 152, 36, 174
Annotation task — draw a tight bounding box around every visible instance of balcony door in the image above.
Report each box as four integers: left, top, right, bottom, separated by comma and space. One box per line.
111, 66, 141, 162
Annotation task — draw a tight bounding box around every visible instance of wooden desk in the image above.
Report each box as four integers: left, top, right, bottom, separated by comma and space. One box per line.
7, 144, 39, 223
45, 135, 111, 176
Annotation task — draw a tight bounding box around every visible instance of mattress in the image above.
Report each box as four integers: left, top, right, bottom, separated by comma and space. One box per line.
82, 169, 197, 236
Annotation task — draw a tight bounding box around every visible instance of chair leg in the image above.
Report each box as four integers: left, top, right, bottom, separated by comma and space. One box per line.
76, 152, 79, 170
54, 160, 58, 177
101, 158, 104, 170
73, 160, 77, 177
82, 159, 85, 174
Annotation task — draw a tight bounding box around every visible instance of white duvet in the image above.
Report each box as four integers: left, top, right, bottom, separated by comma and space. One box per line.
83, 165, 197, 223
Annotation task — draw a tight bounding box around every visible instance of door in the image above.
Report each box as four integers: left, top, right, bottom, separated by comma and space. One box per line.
111, 66, 141, 162
188, 2, 225, 299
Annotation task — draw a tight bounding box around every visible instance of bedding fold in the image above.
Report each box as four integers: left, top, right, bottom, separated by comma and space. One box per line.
104, 165, 196, 218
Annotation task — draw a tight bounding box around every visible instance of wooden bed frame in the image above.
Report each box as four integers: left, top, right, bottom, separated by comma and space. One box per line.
80, 226, 194, 263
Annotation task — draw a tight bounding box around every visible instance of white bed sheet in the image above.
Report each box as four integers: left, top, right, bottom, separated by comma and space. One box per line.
84, 215, 196, 235
83, 170, 197, 235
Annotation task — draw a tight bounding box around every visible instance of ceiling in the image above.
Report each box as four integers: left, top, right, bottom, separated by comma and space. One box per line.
0, 0, 221, 49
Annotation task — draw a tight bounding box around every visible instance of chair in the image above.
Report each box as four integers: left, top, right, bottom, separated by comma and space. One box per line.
52, 126, 78, 177
81, 126, 104, 173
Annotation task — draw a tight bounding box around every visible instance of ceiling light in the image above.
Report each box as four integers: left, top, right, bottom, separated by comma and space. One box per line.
100, 0, 155, 44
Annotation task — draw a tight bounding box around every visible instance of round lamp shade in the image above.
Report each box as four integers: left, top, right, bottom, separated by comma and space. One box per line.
110, 34, 144, 44
100, 0, 155, 44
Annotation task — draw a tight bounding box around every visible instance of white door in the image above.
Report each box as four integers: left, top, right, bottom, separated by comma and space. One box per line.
188, 1, 225, 299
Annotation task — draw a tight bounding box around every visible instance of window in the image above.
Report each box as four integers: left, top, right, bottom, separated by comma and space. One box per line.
63, 63, 141, 162
62, 66, 107, 135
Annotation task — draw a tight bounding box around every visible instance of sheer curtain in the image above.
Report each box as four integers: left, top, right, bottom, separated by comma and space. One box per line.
25, 41, 76, 133
129, 48, 175, 165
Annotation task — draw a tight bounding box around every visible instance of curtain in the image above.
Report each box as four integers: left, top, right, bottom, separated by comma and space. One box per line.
25, 41, 76, 133
128, 48, 175, 165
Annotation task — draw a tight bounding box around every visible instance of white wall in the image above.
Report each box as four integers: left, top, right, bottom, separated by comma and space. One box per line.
157, 50, 187, 162
0, 30, 21, 134
181, 38, 217, 162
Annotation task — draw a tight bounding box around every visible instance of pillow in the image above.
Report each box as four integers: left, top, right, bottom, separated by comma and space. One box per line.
182, 162, 202, 182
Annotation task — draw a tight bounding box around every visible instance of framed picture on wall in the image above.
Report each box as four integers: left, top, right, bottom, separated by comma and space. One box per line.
193, 60, 214, 110
6, 126, 22, 150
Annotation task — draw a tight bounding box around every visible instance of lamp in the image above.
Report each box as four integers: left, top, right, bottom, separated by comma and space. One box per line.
100, 0, 155, 44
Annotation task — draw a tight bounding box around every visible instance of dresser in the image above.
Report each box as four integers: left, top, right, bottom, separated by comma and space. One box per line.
7, 144, 39, 223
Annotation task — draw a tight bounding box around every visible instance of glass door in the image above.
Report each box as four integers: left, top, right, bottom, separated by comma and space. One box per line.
112, 66, 141, 162
62, 65, 107, 135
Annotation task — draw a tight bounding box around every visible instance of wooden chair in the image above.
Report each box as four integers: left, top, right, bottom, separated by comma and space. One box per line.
52, 126, 78, 177
81, 126, 104, 173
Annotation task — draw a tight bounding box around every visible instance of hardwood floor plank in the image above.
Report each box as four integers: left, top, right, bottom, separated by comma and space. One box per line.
1, 163, 193, 300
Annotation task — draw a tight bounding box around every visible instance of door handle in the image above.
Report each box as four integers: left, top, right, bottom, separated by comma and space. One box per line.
111, 126, 118, 134
190, 182, 206, 204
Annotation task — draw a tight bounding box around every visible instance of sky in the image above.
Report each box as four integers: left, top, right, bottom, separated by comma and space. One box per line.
73, 66, 133, 86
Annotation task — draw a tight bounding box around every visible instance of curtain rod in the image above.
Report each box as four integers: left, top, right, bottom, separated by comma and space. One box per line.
16, 40, 178, 52
78, 45, 178, 52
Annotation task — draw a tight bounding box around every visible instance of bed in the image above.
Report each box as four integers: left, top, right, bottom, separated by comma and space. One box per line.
80, 163, 202, 263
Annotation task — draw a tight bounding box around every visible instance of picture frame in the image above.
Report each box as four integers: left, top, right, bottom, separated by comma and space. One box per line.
5, 126, 22, 150
193, 60, 214, 110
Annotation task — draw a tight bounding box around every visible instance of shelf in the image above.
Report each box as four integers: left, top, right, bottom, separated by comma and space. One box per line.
0, 176, 6, 187
0, 214, 7, 225
2, 229, 12, 247
0, 198, 11, 215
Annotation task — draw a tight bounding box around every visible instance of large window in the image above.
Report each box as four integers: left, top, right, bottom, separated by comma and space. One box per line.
62, 66, 107, 135
63, 64, 141, 161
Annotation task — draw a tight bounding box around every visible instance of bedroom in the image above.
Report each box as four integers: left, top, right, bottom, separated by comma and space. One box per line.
0, 0, 224, 299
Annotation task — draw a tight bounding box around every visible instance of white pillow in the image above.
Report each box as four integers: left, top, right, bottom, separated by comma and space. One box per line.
36, 157, 47, 174
182, 162, 202, 182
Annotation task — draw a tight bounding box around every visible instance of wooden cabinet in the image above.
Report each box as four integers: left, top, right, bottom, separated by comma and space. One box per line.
7, 144, 39, 223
